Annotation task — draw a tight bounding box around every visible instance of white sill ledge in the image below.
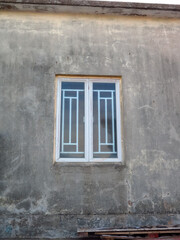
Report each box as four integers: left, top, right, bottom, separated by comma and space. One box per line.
53, 161, 125, 168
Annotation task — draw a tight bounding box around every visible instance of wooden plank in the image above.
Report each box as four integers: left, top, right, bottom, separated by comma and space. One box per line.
101, 237, 180, 240
95, 230, 180, 235
78, 227, 180, 233
100, 235, 135, 239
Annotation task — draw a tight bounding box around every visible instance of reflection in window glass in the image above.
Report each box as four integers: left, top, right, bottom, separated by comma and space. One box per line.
93, 83, 117, 158
60, 82, 84, 158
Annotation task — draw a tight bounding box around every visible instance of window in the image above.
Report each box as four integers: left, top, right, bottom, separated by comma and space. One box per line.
55, 76, 123, 162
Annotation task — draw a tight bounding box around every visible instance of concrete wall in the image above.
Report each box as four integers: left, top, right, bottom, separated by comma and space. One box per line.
0, 11, 180, 238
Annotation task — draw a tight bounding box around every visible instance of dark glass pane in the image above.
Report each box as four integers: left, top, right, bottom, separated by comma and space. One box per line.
93, 83, 115, 91
62, 82, 84, 90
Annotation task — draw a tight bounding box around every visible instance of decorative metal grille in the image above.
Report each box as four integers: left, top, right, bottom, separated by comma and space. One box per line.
60, 88, 84, 156
93, 87, 117, 157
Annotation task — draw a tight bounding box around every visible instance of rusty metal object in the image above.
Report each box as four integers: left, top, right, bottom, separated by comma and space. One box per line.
78, 226, 180, 240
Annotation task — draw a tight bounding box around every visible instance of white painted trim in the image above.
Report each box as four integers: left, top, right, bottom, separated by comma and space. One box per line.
89, 158, 120, 162
56, 80, 61, 161
88, 81, 93, 162
56, 158, 87, 162
116, 80, 122, 162
85, 80, 89, 162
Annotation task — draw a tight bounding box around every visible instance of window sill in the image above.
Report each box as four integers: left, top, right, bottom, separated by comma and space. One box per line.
53, 160, 125, 168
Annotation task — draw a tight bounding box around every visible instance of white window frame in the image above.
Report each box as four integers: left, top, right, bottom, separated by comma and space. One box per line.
54, 76, 123, 163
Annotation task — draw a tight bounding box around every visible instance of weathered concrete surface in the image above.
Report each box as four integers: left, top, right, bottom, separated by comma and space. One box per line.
0, 11, 180, 238
1, 0, 180, 10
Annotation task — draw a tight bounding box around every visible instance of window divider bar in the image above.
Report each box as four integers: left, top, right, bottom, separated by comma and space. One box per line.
85, 81, 90, 161
60, 152, 84, 154
94, 152, 117, 154
98, 91, 101, 153
112, 91, 115, 153
100, 143, 113, 145
62, 89, 84, 92
76, 91, 79, 152
63, 143, 76, 145
100, 97, 112, 100
105, 98, 108, 144
64, 97, 77, 100
69, 98, 72, 144
89, 81, 93, 161
93, 90, 115, 92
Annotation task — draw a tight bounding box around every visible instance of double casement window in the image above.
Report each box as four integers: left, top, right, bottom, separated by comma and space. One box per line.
55, 76, 123, 162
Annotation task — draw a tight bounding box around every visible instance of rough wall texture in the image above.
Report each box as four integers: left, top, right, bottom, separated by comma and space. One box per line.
0, 11, 180, 238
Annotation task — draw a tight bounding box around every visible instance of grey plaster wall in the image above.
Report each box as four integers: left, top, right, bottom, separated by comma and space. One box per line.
0, 11, 180, 238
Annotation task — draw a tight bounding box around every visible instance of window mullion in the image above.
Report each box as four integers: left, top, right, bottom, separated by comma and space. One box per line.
88, 80, 93, 162
85, 81, 89, 161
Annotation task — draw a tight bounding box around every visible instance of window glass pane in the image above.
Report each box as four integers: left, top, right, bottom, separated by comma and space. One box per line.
60, 82, 84, 158
93, 83, 117, 158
